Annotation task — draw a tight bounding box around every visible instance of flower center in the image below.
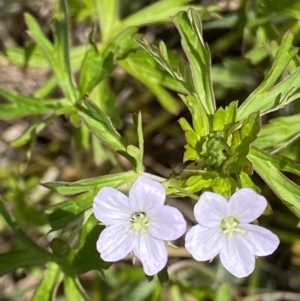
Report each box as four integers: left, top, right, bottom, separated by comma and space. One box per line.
130, 212, 150, 232
221, 216, 241, 236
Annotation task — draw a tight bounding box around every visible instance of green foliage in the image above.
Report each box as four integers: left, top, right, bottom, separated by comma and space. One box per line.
71, 215, 109, 274
31, 263, 61, 301
0, 87, 69, 119
173, 10, 216, 115
212, 101, 237, 134
96, 0, 119, 42
78, 35, 104, 97
46, 190, 94, 231
25, 11, 78, 104
0, 250, 52, 277
223, 112, 260, 175
237, 32, 300, 121
64, 276, 91, 301
253, 114, 300, 152
2, 0, 300, 299
78, 98, 128, 153
119, 50, 182, 114
214, 283, 232, 301
42, 171, 137, 195
249, 148, 300, 217
257, 0, 300, 18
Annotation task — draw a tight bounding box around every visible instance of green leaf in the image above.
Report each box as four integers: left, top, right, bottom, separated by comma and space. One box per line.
165, 178, 199, 200
96, 0, 119, 41
46, 190, 94, 231
5, 45, 49, 67
255, 32, 296, 93
136, 38, 196, 95
178, 117, 193, 132
119, 51, 181, 115
239, 172, 261, 193
78, 97, 130, 156
170, 285, 185, 301
173, 9, 216, 114
157, 267, 169, 284
50, 238, 72, 257
136, 39, 176, 77
79, 35, 104, 96
136, 39, 188, 86
201, 133, 230, 168
91, 136, 115, 166
179, 94, 210, 137
258, 0, 300, 18
119, 50, 186, 93
0, 250, 52, 276
185, 130, 199, 149
185, 174, 215, 194
248, 150, 300, 217
64, 276, 91, 301
103, 27, 138, 61
24, 14, 54, 59
213, 101, 237, 135
71, 215, 109, 274
42, 170, 137, 195
34, 76, 58, 99
52, 0, 77, 102
79, 27, 137, 98
5, 44, 86, 71
183, 145, 201, 162
11, 116, 53, 147
126, 145, 141, 168
249, 147, 300, 177
239, 67, 300, 120
0, 87, 69, 120
212, 176, 236, 199
133, 112, 144, 174
223, 113, 260, 175
25, 13, 77, 104
31, 262, 61, 301
0, 200, 51, 254
212, 58, 255, 90
74, 123, 90, 150
147, 82, 181, 115
253, 114, 300, 151
114, 0, 208, 33
237, 32, 299, 120
214, 283, 232, 301
90, 79, 121, 128
135, 113, 144, 155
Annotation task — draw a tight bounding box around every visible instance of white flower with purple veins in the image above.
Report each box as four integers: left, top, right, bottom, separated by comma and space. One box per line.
185, 188, 280, 278
93, 175, 187, 276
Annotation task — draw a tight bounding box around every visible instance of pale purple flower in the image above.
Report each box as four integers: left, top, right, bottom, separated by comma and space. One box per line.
93, 175, 187, 276
185, 188, 279, 278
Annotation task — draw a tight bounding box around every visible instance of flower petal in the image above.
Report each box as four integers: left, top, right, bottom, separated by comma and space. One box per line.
219, 235, 255, 278
133, 234, 167, 276
228, 188, 267, 223
96, 224, 134, 261
194, 192, 229, 227
147, 206, 187, 241
185, 224, 225, 261
240, 224, 280, 256
129, 176, 166, 212
93, 187, 132, 225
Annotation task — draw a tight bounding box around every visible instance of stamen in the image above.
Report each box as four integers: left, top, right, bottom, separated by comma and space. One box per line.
167, 241, 178, 248
129, 212, 150, 233
221, 216, 243, 236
